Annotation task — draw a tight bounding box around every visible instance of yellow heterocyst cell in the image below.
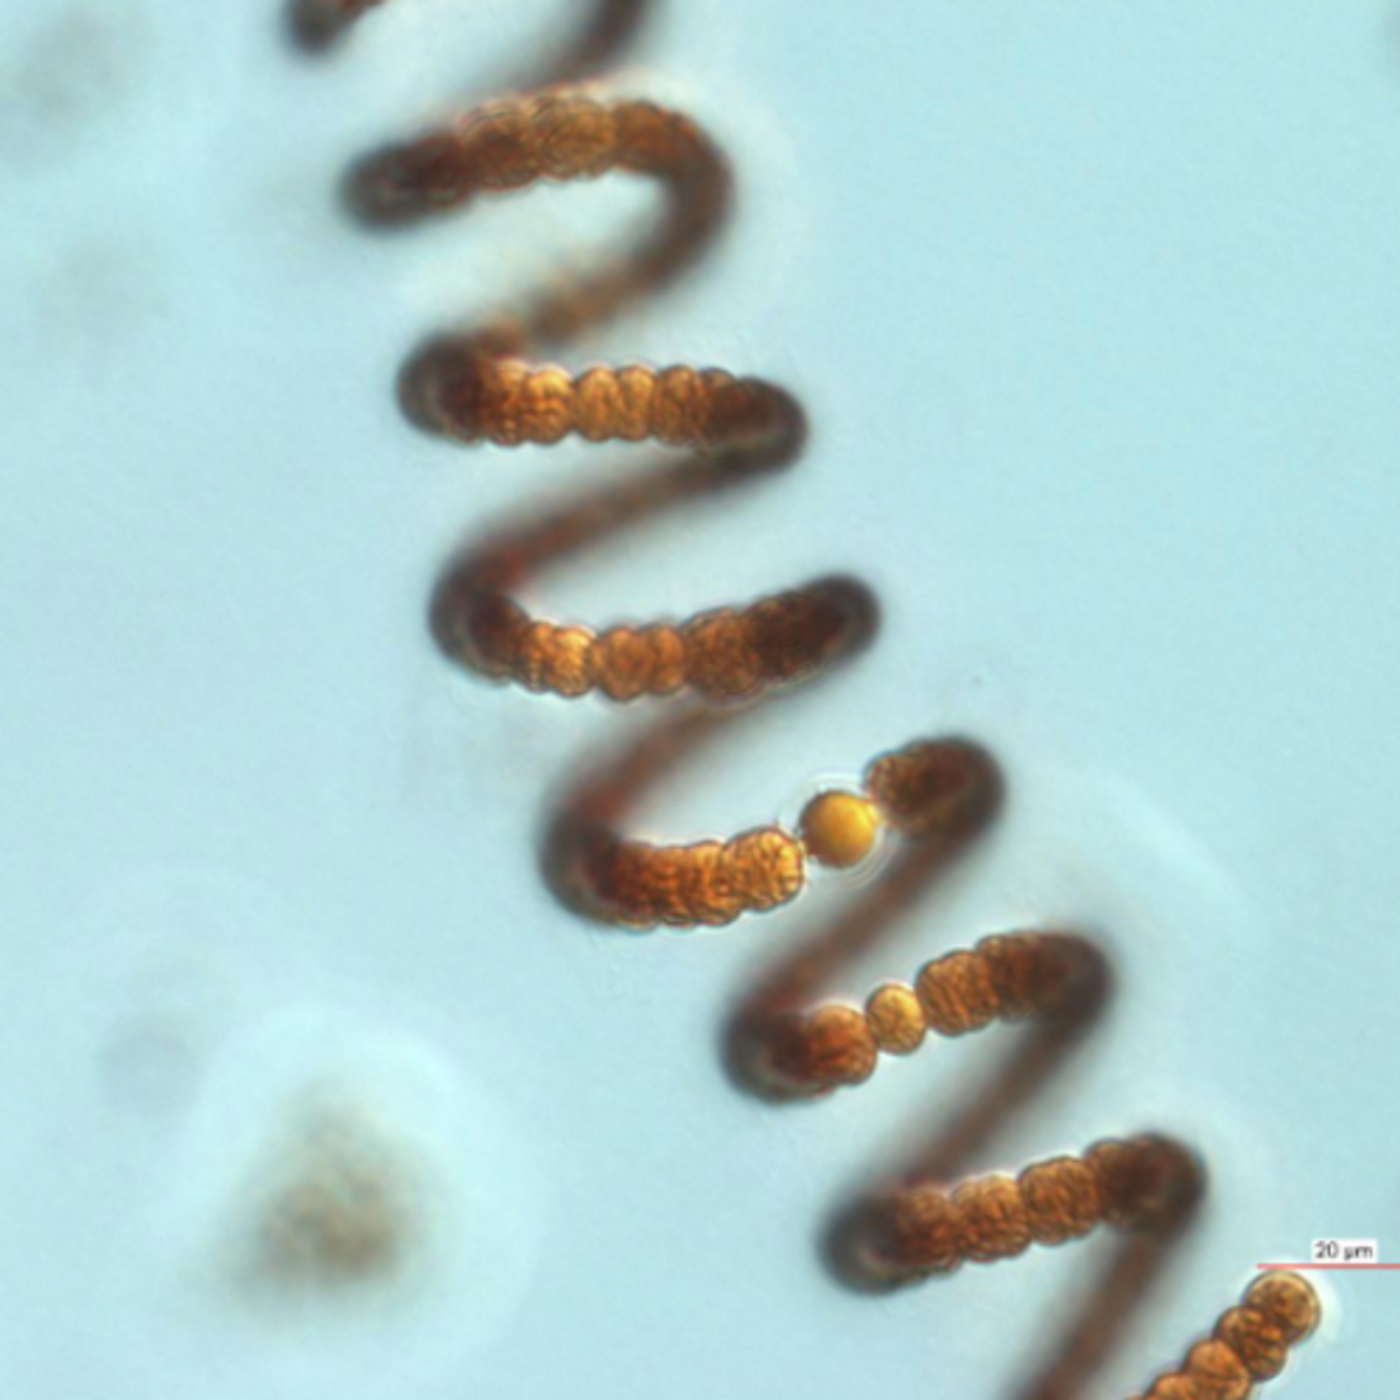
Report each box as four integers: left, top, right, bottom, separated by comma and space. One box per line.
799, 790, 882, 869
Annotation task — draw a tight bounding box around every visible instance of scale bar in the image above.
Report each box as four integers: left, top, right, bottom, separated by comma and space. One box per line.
1257, 1263, 1398, 1271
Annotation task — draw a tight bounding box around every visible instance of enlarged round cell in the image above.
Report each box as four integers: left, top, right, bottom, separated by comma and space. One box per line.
798, 789, 883, 869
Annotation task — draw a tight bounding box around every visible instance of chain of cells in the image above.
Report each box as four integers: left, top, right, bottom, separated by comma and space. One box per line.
293, 1, 1322, 1395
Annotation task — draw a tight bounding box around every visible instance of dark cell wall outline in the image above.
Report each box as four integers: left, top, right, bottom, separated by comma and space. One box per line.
292, 1, 1324, 1395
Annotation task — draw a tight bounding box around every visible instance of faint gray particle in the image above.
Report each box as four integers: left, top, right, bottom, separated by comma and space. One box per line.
19, 234, 171, 377
0, 6, 147, 174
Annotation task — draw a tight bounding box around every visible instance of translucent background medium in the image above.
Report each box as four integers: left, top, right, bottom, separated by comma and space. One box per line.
2, 1, 1397, 1396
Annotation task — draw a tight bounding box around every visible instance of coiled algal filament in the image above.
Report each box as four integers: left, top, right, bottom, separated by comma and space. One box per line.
304, 0, 1327, 1394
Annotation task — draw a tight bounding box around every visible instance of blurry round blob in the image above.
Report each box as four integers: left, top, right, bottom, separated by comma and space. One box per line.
159, 1003, 544, 1396
231, 1090, 430, 1301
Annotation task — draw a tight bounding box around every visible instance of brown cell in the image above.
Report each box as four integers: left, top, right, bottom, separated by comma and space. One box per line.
1017, 1156, 1101, 1246
865, 738, 1000, 839
878, 1188, 961, 1276
534, 97, 618, 178
951, 1175, 1032, 1263
682, 607, 762, 699
590, 624, 686, 701
789, 1004, 878, 1089
915, 949, 1000, 1035
864, 983, 924, 1054
1242, 1271, 1321, 1343
516, 621, 595, 697
1085, 1135, 1202, 1231
722, 828, 806, 913
1182, 1339, 1252, 1400
451, 590, 528, 677
1214, 1306, 1289, 1381
574, 366, 626, 441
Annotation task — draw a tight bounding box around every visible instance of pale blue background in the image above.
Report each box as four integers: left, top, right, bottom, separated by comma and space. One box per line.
2, 1, 1397, 1396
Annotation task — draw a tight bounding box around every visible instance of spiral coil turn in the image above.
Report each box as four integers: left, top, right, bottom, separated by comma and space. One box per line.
295, 2, 1322, 1395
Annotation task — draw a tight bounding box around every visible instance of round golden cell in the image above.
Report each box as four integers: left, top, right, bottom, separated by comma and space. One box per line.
798, 790, 882, 869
